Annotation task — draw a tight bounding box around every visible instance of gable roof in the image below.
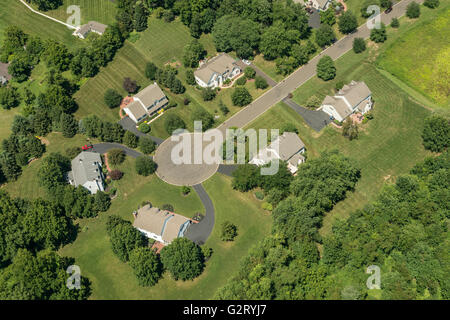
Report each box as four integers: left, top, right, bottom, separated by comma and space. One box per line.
194, 53, 239, 84
134, 82, 168, 114
314, 0, 332, 8
323, 95, 353, 120
0, 62, 11, 83
338, 81, 372, 108
70, 152, 103, 186
250, 132, 305, 164
133, 205, 191, 243
76, 21, 107, 37
125, 99, 147, 121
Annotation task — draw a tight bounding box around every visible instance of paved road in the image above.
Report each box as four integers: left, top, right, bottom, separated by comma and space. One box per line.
216, 0, 423, 134
90, 143, 144, 158
118, 117, 164, 145
184, 184, 215, 245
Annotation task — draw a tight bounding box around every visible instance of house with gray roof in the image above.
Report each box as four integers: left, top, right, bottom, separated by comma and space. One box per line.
319, 81, 373, 122
67, 152, 105, 194
123, 82, 169, 123
194, 53, 241, 88
0, 62, 11, 86
249, 132, 306, 174
309, 0, 333, 11
132, 204, 192, 245
73, 21, 108, 39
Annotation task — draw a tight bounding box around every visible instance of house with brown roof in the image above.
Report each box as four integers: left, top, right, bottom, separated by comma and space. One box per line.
194, 53, 241, 88
0, 62, 11, 86
73, 21, 108, 39
123, 82, 169, 123
132, 205, 192, 245
319, 81, 373, 122
249, 132, 306, 174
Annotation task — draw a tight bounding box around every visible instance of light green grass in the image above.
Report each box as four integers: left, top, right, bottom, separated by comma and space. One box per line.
59, 173, 271, 299
377, 4, 450, 108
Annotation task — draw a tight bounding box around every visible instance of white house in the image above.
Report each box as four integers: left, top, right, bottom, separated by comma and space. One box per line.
0, 62, 11, 86
320, 81, 373, 122
309, 0, 333, 11
249, 132, 306, 174
123, 82, 169, 123
73, 21, 108, 39
194, 53, 241, 88
67, 152, 105, 194
132, 205, 192, 245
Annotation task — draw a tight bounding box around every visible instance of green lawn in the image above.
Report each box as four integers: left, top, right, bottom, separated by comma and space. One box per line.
377, 4, 450, 109
59, 173, 271, 299
246, 43, 432, 235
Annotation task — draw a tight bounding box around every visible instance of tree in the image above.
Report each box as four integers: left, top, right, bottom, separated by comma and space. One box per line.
221, 221, 238, 241
185, 69, 196, 85
422, 115, 449, 152
255, 76, 268, 89
338, 11, 358, 34
110, 169, 123, 180
320, 7, 336, 26
380, 0, 393, 9
342, 117, 359, 140
30, 0, 63, 11
406, 2, 421, 18
191, 108, 214, 131
182, 39, 206, 68
145, 62, 158, 80
260, 24, 292, 60
353, 38, 366, 53
244, 67, 256, 79
306, 95, 322, 108
135, 156, 157, 176
231, 87, 252, 107
391, 17, 400, 28
0, 152, 21, 182
139, 136, 156, 154
129, 247, 163, 286
42, 40, 71, 71
104, 89, 122, 109
108, 149, 126, 166
0, 86, 21, 110
123, 77, 138, 94
8, 57, 32, 82
60, 113, 78, 138
138, 122, 150, 133
317, 55, 336, 81
38, 152, 70, 191
160, 238, 204, 281
123, 131, 138, 148
164, 114, 186, 135
93, 191, 111, 212
134, 1, 149, 32
109, 223, 146, 262
315, 24, 335, 48
231, 164, 260, 192
201, 87, 216, 101
370, 23, 387, 43
424, 0, 440, 9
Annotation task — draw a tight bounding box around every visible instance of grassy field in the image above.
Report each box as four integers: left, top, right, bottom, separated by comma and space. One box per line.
59, 173, 271, 299
74, 15, 269, 139
246, 38, 432, 235
377, 4, 450, 109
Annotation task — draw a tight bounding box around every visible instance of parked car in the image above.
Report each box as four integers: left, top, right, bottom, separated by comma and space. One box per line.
384, 7, 393, 14
82, 144, 93, 151
242, 59, 251, 65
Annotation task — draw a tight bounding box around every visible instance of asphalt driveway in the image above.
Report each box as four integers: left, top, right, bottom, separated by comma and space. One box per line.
90, 143, 144, 158
118, 117, 164, 145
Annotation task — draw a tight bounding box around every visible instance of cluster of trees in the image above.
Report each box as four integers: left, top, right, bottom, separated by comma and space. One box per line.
80, 115, 125, 143
107, 216, 205, 285
0, 189, 91, 299
25, 0, 62, 11
116, 0, 151, 36
146, 63, 185, 94
422, 115, 449, 153
217, 151, 361, 299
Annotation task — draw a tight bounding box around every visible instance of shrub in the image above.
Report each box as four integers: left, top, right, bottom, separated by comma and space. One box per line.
406, 2, 421, 18
370, 23, 387, 43
244, 67, 256, 79
163, 9, 175, 22
255, 76, 268, 89
261, 202, 273, 211
135, 156, 157, 176
422, 115, 449, 152
306, 95, 322, 109
104, 89, 122, 108
138, 122, 150, 133
110, 169, 123, 180
231, 87, 252, 107
108, 149, 126, 166
221, 221, 238, 241
335, 81, 345, 91
235, 77, 247, 86
424, 0, 440, 9
181, 186, 191, 195
139, 136, 156, 154
201, 87, 216, 101
202, 246, 213, 261
145, 62, 157, 80
390, 17, 400, 28
254, 191, 264, 200
183, 97, 190, 105
219, 100, 229, 115
185, 69, 196, 85
316, 55, 336, 81
353, 38, 366, 53
123, 131, 138, 148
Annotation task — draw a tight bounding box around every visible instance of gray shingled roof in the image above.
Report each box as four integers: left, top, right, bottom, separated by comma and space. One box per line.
70, 152, 103, 186
194, 53, 239, 84
0, 62, 11, 84
134, 83, 168, 114
339, 81, 372, 108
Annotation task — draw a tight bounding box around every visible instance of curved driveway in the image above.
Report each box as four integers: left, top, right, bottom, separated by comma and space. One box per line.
184, 184, 215, 245
90, 143, 144, 158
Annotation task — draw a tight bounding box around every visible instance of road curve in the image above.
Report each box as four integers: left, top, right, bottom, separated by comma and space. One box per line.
184, 184, 215, 245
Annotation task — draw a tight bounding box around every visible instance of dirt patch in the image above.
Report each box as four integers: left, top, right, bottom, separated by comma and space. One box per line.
39, 137, 50, 145
164, 60, 181, 69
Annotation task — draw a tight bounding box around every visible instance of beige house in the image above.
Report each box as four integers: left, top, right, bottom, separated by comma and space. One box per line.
73, 21, 108, 39
67, 152, 105, 194
194, 53, 241, 88
123, 82, 169, 123
132, 205, 192, 245
319, 81, 373, 122
249, 132, 306, 174
0, 62, 11, 85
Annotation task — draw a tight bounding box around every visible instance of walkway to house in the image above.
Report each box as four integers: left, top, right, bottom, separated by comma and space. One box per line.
119, 96, 133, 119
18, 0, 77, 30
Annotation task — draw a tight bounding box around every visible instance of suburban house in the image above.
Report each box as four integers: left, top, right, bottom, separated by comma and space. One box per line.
194, 53, 241, 88
123, 82, 169, 123
67, 151, 105, 194
308, 0, 333, 11
132, 204, 192, 245
319, 81, 373, 122
73, 21, 108, 39
249, 132, 306, 174
0, 62, 11, 86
